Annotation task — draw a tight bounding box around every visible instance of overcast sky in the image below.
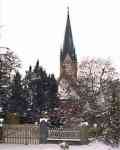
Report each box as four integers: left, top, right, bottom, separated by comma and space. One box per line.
0, 0, 120, 77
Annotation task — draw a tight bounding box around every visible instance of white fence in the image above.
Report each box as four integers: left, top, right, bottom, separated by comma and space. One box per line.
3, 124, 40, 144
2, 125, 81, 144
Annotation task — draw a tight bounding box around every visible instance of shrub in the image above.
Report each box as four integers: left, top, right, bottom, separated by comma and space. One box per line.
88, 127, 102, 138
5, 112, 20, 124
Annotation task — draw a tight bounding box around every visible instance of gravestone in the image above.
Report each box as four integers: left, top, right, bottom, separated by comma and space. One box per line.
39, 119, 48, 143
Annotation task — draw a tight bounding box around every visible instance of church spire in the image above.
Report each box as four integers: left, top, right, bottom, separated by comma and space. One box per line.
60, 8, 77, 80
61, 7, 76, 63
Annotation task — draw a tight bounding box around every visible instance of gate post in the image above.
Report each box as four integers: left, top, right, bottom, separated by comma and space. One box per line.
0, 118, 4, 142
80, 126, 89, 144
39, 118, 48, 144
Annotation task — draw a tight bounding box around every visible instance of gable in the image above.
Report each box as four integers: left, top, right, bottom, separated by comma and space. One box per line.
63, 53, 72, 64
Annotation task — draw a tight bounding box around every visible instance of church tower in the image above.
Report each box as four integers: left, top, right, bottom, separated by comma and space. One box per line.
60, 8, 77, 81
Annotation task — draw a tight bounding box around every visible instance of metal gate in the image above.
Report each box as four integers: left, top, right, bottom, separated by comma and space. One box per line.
48, 128, 81, 141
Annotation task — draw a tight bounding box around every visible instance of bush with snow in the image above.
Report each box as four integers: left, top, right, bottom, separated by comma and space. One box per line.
59, 142, 69, 150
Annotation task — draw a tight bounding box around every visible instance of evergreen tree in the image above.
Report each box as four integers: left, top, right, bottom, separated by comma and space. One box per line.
32, 61, 48, 112
34, 60, 39, 74
23, 61, 48, 121
9, 71, 27, 116
22, 66, 33, 122
47, 74, 58, 110
23, 60, 58, 122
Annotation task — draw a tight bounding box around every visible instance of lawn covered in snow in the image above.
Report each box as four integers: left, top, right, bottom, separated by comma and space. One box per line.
0, 141, 120, 150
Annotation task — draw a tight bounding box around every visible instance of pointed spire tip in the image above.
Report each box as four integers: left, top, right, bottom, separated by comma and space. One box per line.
67, 6, 69, 16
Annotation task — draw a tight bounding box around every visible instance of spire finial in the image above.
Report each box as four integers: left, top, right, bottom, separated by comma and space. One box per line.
67, 6, 69, 16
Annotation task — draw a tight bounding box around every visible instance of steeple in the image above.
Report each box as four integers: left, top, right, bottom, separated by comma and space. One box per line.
60, 8, 77, 80
61, 8, 77, 63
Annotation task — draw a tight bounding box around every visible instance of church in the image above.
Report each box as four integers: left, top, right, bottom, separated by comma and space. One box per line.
58, 8, 79, 101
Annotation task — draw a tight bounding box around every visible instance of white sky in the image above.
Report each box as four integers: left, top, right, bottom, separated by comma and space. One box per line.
0, 0, 120, 78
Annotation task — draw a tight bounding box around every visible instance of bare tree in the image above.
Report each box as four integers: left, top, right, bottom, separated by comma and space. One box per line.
78, 58, 117, 88
77, 58, 118, 125
0, 47, 20, 110
78, 58, 117, 95
101, 79, 120, 146
0, 47, 20, 77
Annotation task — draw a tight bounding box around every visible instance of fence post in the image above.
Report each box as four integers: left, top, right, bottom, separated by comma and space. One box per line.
39, 119, 48, 144
0, 118, 4, 142
0, 127, 3, 142
80, 127, 88, 144
25, 126, 28, 145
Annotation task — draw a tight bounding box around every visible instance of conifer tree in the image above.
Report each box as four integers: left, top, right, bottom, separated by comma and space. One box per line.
22, 66, 33, 122
23, 60, 58, 122
47, 74, 58, 110
9, 71, 27, 116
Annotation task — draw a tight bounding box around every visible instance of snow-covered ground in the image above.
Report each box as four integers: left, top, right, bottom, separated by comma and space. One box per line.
0, 141, 120, 150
